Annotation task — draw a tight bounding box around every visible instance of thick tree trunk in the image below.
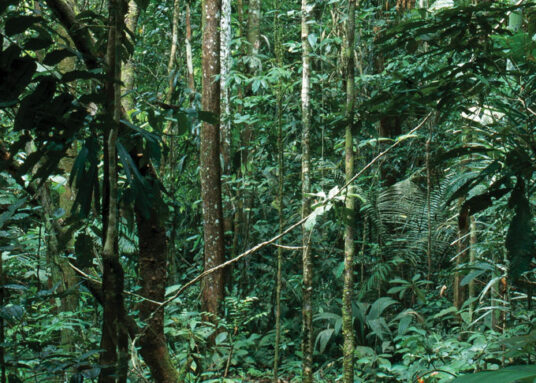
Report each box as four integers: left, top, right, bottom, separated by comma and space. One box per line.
342, 1, 356, 382
200, 0, 225, 319
301, 0, 314, 381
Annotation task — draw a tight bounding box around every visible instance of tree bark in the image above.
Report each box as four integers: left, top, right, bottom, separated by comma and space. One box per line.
135, 168, 180, 383
342, 1, 356, 382
185, 1, 195, 98
166, 0, 181, 106
220, 0, 233, 251
301, 0, 314, 381
200, 0, 225, 319
121, 0, 140, 113
99, 0, 128, 381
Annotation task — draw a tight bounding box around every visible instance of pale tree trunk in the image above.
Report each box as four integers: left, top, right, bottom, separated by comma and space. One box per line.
301, 0, 313, 381
166, 0, 180, 107
99, 0, 128, 381
121, 0, 140, 113
220, 0, 233, 240
200, 0, 225, 319
186, 1, 195, 98
342, 1, 356, 383
220, 0, 231, 172
273, 0, 284, 380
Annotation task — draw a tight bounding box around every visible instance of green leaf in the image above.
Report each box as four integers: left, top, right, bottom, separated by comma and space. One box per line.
315, 328, 334, 354
308, 33, 318, 48
5, 15, 41, 36
368, 297, 396, 320
451, 365, 536, 383
43, 49, 76, 66
0, 198, 26, 229
215, 332, 228, 345
433, 306, 457, 319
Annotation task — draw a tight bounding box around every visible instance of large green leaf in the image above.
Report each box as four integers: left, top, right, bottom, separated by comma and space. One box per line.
451, 365, 536, 383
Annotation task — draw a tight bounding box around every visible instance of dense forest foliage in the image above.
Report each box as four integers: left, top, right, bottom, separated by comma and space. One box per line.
1, 0, 536, 381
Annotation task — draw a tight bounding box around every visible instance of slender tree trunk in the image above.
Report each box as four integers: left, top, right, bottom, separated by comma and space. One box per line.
166, 0, 180, 106
220, 0, 233, 253
468, 217, 476, 322
121, 0, 140, 113
220, 0, 231, 173
426, 138, 432, 281
98, 0, 128, 381
185, 1, 195, 99
273, 1, 284, 380
342, 1, 356, 382
200, 0, 225, 319
301, 0, 313, 381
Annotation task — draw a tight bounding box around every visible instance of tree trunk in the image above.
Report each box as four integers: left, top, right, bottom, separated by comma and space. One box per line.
220, 0, 233, 258
273, 1, 284, 381
342, 1, 356, 382
166, 0, 181, 107
121, 0, 140, 113
99, 0, 128, 381
301, 0, 313, 381
135, 171, 180, 383
220, 0, 231, 175
200, 0, 225, 319
185, 1, 195, 99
